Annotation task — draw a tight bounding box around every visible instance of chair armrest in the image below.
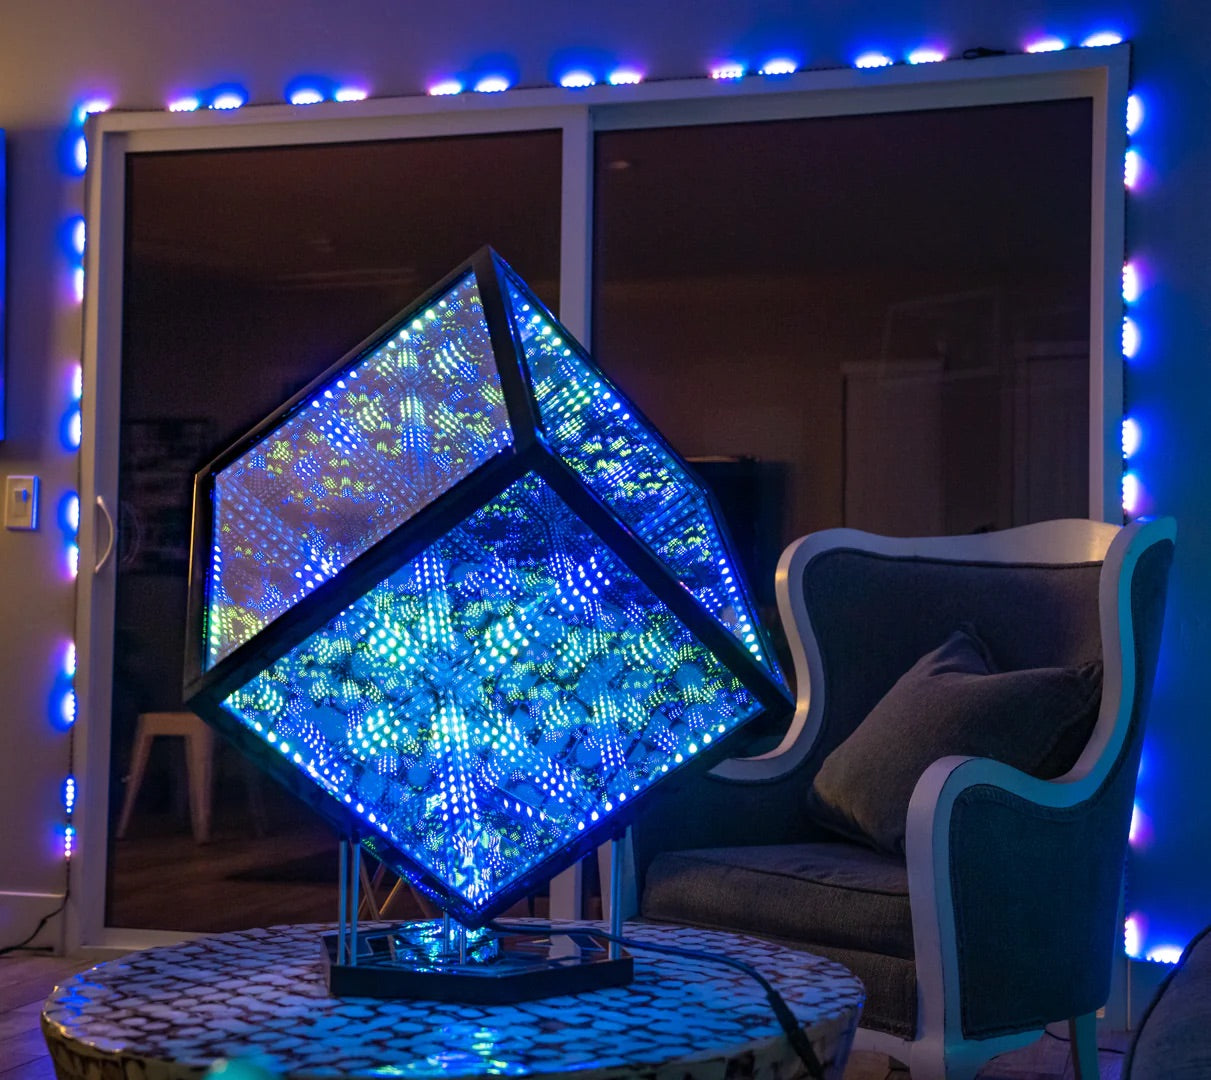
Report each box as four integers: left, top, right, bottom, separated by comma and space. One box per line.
906, 752, 1138, 1040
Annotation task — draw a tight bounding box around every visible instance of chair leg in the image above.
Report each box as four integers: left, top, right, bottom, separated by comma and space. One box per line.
184, 725, 215, 843
358, 854, 382, 920
240, 755, 270, 837
1069, 1012, 1099, 1080
116, 724, 152, 839
907, 1041, 980, 1080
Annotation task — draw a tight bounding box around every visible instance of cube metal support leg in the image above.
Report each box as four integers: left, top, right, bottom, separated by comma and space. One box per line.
609, 836, 624, 959
337, 836, 360, 967
337, 840, 347, 965
321, 845, 633, 1002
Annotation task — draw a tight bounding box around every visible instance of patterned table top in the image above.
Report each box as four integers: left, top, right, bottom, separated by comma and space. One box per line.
42, 921, 864, 1080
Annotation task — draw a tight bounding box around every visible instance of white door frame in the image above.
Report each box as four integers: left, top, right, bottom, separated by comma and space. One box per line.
72, 44, 1128, 949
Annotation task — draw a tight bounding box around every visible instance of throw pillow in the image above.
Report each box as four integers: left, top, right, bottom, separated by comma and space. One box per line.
805, 626, 1102, 857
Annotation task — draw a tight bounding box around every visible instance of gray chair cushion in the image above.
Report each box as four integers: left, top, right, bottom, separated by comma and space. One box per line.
641, 842, 916, 1036
794, 942, 917, 1039
806, 626, 1102, 856
1126, 924, 1211, 1079
641, 842, 912, 958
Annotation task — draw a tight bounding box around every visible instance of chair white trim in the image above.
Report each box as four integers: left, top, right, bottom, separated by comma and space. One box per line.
710, 516, 1174, 1079
883, 517, 1173, 1078
712, 518, 1122, 782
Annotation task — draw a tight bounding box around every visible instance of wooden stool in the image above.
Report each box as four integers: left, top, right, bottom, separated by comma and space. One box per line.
116, 711, 214, 843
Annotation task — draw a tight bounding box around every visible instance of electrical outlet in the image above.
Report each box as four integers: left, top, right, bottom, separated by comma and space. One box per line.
5, 475, 40, 530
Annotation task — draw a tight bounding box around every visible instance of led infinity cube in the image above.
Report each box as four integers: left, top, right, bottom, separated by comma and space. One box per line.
185, 248, 790, 927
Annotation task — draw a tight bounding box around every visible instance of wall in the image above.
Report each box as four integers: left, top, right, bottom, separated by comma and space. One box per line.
0, 0, 1207, 962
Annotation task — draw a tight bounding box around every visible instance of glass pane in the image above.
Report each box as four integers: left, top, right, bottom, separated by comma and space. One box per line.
223, 471, 761, 919
111, 130, 560, 931
504, 268, 781, 680
207, 272, 511, 667
594, 101, 1092, 623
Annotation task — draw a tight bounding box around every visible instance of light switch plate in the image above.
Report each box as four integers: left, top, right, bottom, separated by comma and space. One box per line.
5, 475, 39, 530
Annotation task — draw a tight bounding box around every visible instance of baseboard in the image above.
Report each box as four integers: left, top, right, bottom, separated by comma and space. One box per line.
1101, 950, 1175, 1031
0, 889, 67, 954
87, 926, 198, 953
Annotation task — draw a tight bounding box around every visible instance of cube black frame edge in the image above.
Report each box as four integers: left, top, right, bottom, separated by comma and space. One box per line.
183, 247, 526, 697
489, 253, 788, 689
181, 246, 792, 928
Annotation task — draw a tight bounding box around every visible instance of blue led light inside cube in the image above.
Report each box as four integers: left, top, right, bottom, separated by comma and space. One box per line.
225, 472, 762, 913
207, 273, 510, 666
504, 269, 775, 676
190, 249, 788, 926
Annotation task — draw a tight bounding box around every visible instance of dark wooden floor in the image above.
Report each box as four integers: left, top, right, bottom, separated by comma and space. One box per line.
108, 802, 350, 932
0, 952, 97, 1079
108, 808, 579, 932
843, 1037, 1127, 1079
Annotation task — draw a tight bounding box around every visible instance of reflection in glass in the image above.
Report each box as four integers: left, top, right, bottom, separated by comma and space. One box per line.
594, 101, 1093, 585
207, 273, 511, 665
111, 130, 561, 932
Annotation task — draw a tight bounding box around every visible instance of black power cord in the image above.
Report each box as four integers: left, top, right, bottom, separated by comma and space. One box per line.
2, 668, 78, 963
2, 729, 74, 958
487, 920, 827, 1080
0, 895, 68, 958
1044, 1028, 1127, 1056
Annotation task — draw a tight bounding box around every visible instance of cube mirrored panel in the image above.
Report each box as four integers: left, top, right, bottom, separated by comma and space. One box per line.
223, 471, 763, 918
188, 249, 789, 925
205, 273, 511, 666
504, 269, 780, 679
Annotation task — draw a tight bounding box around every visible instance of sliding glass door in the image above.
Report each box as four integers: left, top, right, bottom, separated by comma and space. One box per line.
592, 99, 1093, 650
108, 129, 563, 932
75, 48, 1126, 944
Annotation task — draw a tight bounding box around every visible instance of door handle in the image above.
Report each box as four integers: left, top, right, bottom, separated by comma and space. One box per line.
94, 494, 115, 574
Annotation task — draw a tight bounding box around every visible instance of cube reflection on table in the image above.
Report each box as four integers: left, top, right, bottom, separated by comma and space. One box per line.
185, 248, 790, 928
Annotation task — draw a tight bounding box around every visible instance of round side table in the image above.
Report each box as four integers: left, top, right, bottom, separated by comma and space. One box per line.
42, 921, 863, 1079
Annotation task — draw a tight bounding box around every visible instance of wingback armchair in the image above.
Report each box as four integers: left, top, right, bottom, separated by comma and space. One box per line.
630, 518, 1175, 1080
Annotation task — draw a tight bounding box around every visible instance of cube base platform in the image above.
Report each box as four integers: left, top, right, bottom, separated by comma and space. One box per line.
321, 920, 632, 1003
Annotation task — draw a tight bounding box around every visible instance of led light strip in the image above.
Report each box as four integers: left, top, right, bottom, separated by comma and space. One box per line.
57, 92, 105, 873
1115, 86, 1180, 965
133, 30, 1131, 108
62, 30, 1158, 937
1121, 89, 1145, 522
